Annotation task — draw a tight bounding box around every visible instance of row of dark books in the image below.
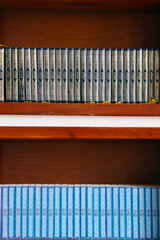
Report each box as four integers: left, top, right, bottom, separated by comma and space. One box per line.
0, 184, 159, 239
0, 48, 159, 103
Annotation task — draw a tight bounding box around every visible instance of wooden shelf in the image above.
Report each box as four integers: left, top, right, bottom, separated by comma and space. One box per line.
0, 102, 160, 116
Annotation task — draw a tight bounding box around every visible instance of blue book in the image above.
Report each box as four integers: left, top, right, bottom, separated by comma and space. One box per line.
158, 187, 160, 240
15, 186, 22, 238
119, 186, 126, 239
35, 186, 41, 238
93, 185, 100, 239
81, 185, 87, 239
9, 186, 15, 238
48, 186, 54, 239
22, 185, 28, 239
139, 187, 146, 239
28, 186, 35, 238
113, 186, 119, 239
61, 185, 67, 239
126, 186, 132, 239
42, 186, 48, 238
145, 187, 152, 239
68, 185, 73, 238
100, 185, 106, 239
152, 187, 158, 239
0, 186, 2, 239
106, 185, 113, 239
55, 185, 61, 238
74, 185, 80, 238
132, 186, 139, 239
87, 185, 93, 239
2, 186, 8, 239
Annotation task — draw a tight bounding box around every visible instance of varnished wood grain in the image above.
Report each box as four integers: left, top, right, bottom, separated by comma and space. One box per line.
0, 139, 159, 184
0, 102, 160, 116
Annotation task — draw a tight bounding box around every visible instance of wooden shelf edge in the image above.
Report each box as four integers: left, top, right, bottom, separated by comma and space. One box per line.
0, 127, 160, 139
0, 102, 160, 116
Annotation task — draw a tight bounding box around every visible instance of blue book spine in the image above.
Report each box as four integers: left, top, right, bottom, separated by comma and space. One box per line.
152, 187, 158, 239
9, 186, 15, 238
132, 187, 139, 239
28, 186, 35, 238
2, 186, 8, 239
100, 185, 106, 239
158, 187, 160, 240
68, 185, 73, 238
93, 185, 100, 239
42, 186, 48, 238
55, 185, 61, 238
113, 186, 119, 239
139, 187, 146, 239
35, 186, 41, 238
74, 185, 80, 238
15, 186, 22, 238
0, 186, 2, 239
119, 186, 126, 239
126, 186, 132, 239
22, 186, 28, 239
81, 185, 86, 239
106, 185, 113, 239
61, 185, 67, 239
87, 185, 93, 239
48, 186, 54, 239
145, 187, 152, 239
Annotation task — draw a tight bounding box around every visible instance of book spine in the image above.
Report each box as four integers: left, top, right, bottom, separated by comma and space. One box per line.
0, 48, 4, 102
2, 186, 8, 239
158, 187, 160, 240
31, 48, 38, 102
44, 48, 50, 102
15, 186, 22, 238
139, 187, 145, 239
148, 49, 154, 102
5, 48, 12, 101
132, 187, 139, 239
106, 49, 111, 102
106, 186, 113, 239
12, 48, 18, 102
0, 187, 2, 239
22, 186, 28, 239
18, 48, 25, 101
126, 186, 132, 239
75, 48, 81, 102
61, 185, 67, 239
99, 49, 105, 102
68, 185, 73, 238
81, 185, 86, 239
93, 49, 99, 102
154, 50, 160, 102
81, 49, 87, 102
42, 186, 48, 238
142, 49, 149, 102
100, 186, 106, 239
118, 49, 124, 103
119, 186, 126, 239
50, 49, 56, 102
25, 48, 31, 101
145, 187, 152, 239
48, 186, 54, 238
37, 48, 44, 102
93, 185, 99, 239
112, 49, 118, 103
74, 185, 80, 238
113, 186, 119, 239
62, 48, 68, 102
68, 49, 74, 102
130, 49, 136, 103
136, 49, 143, 103
28, 186, 34, 238
56, 49, 62, 102
124, 49, 130, 103
9, 186, 15, 239
152, 187, 158, 239
35, 186, 41, 238
87, 49, 93, 102
55, 186, 61, 238
87, 185, 93, 238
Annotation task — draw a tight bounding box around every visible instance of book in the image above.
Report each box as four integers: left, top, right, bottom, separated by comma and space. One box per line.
5, 48, 12, 101
93, 185, 100, 239
9, 186, 15, 238
81, 49, 87, 103
106, 49, 111, 102
37, 48, 44, 102
87, 49, 93, 102
119, 186, 126, 239
2, 186, 8, 239
35, 185, 41, 238
74, 185, 80, 239
124, 49, 130, 103
42, 186, 48, 238
68, 48, 74, 102
28, 186, 34, 238
68, 185, 73, 238
25, 48, 31, 101
112, 49, 118, 103
75, 49, 80, 102
55, 185, 61, 238
99, 49, 105, 102
142, 49, 149, 102
100, 185, 106, 239
62, 48, 68, 103
154, 50, 160, 102
22, 185, 28, 239
113, 185, 119, 239
18, 48, 25, 102
130, 49, 136, 103
31, 48, 38, 102
93, 49, 99, 103
12, 48, 18, 102
148, 49, 154, 102
118, 49, 124, 103
48, 186, 54, 239
15, 186, 22, 238
126, 186, 132, 239
145, 187, 152, 239
106, 185, 113, 239
44, 48, 50, 102
56, 49, 62, 102
50, 49, 56, 102
61, 185, 67, 239
81, 185, 87, 239
132, 186, 139, 239
152, 187, 158, 239
87, 185, 93, 239
139, 187, 145, 239
136, 49, 143, 103
0, 48, 4, 102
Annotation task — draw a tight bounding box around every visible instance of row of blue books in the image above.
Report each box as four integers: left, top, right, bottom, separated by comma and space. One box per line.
0, 184, 160, 239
